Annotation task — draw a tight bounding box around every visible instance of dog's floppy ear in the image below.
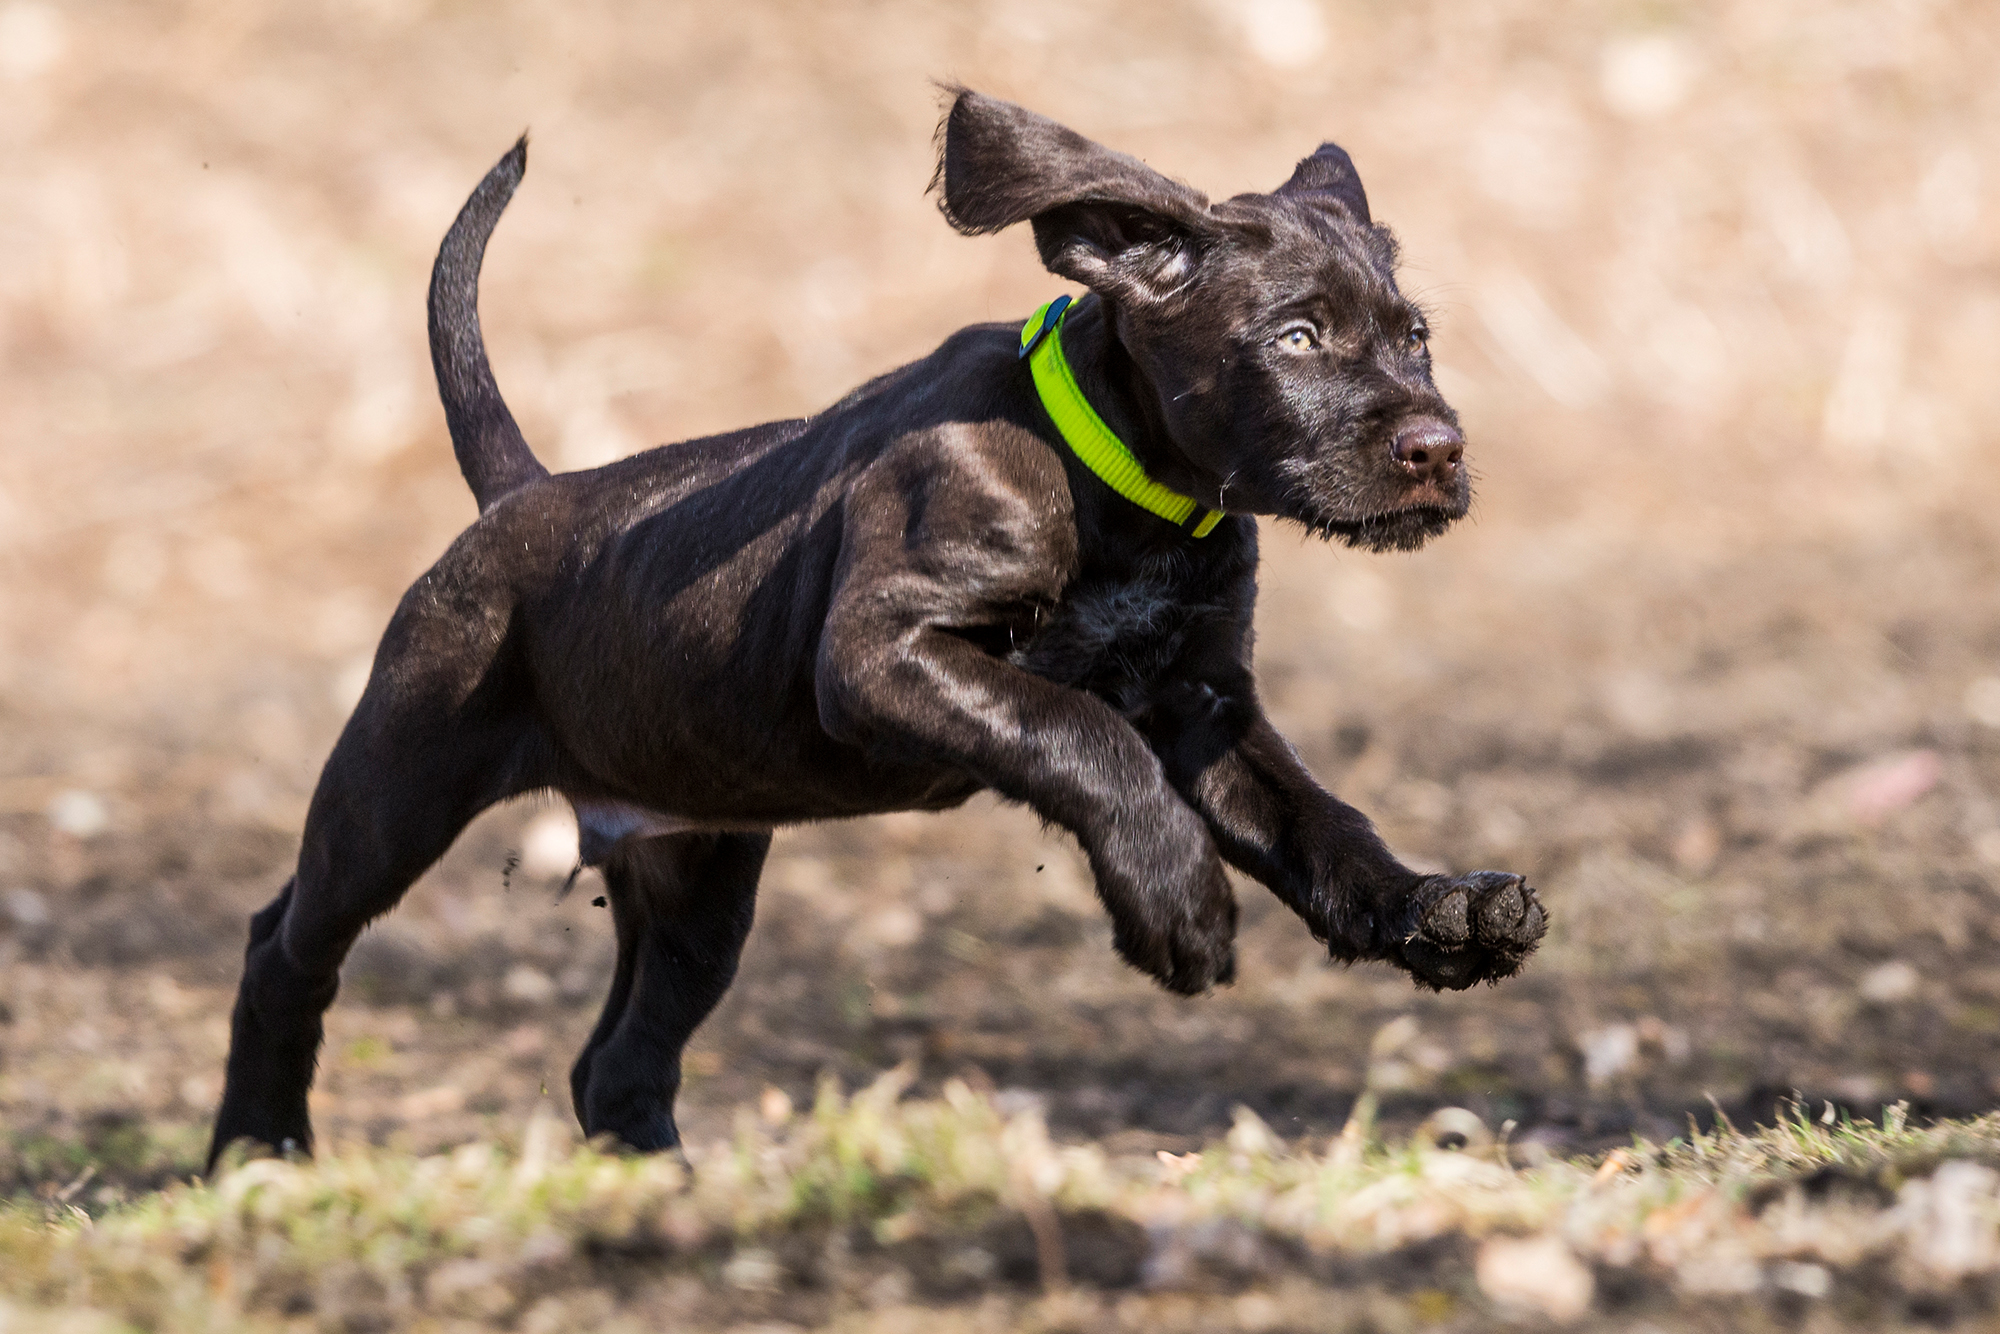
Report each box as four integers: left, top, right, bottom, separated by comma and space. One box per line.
934, 88, 1214, 302
1275, 143, 1371, 225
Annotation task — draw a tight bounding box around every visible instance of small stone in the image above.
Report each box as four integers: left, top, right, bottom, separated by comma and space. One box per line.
1579, 1023, 1639, 1087
1772, 1261, 1831, 1298
1477, 1234, 1593, 1321
721, 1246, 782, 1292
1965, 676, 2000, 728
503, 965, 556, 1005
1859, 960, 1920, 1004
1839, 750, 1941, 826
1600, 35, 1696, 119
1238, 0, 1328, 70
1233, 1293, 1282, 1331
46, 790, 109, 838
1370, 1014, 1421, 1059
1901, 1161, 2000, 1279
1671, 817, 1721, 874
1979, 829, 2000, 866
519, 810, 578, 880
1226, 1105, 1282, 1158
3, 887, 49, 927
868, 906, 922, 948
1678, 1253, 1763, 1294
398, 1085, 466, 1119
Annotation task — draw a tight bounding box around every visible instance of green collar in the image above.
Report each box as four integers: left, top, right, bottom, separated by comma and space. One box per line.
1020, 296, 1222, 538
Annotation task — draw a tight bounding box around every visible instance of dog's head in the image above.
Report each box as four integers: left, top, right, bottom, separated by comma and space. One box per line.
935, 89, 1466, 552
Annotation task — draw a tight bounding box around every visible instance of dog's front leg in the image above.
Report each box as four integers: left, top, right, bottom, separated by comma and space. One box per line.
818, 625, 1236, 994
1144, 682, 1545, 990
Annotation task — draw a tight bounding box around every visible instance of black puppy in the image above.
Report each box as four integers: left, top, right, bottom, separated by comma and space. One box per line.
207, 89, 1545, 1170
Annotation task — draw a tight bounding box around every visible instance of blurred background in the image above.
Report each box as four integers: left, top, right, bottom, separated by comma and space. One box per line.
1, 0, 1997, 1186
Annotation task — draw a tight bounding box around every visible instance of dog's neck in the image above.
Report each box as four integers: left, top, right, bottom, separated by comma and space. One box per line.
1053, 295, 1221, 512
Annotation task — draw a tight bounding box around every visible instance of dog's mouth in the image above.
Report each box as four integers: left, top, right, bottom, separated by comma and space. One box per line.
1312, 504, 1460, 552
1289, 497, 1464, 553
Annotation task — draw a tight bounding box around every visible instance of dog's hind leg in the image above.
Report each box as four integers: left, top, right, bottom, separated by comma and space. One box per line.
569, 831, 767, 1152
207, 608, 549, 1173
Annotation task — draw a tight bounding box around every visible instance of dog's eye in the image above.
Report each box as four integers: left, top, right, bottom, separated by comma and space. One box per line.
1407, 327, 1430, 352
1277, 325, 1320, 353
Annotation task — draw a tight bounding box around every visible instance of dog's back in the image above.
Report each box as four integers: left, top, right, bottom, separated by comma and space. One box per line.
413, 285, 1055, 825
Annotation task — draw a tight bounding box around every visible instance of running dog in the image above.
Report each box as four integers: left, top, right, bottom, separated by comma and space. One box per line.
207, 89, 1546, 1169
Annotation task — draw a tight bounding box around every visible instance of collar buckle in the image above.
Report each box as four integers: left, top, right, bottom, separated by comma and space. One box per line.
1018, 294, 1072, 360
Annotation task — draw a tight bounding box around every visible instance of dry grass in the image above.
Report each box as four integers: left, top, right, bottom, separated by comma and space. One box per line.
5, 1074, 2000, 1331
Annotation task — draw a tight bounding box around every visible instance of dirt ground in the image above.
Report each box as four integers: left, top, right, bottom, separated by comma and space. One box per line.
3, 0, 1999, 1215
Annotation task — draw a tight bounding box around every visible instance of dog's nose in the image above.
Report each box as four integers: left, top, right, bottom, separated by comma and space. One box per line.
1390, 419, 1464, 486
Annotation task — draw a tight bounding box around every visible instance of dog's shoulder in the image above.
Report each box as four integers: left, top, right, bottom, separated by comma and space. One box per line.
834, 322, 1075, 548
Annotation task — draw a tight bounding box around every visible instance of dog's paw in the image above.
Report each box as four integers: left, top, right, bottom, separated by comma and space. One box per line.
1389, 871, 1546, 991
1119, 924, 1236, 996
1109, 862, 1238, 996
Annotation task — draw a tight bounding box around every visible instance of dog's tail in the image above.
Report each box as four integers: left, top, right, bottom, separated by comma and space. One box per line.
428, 136, 549, 512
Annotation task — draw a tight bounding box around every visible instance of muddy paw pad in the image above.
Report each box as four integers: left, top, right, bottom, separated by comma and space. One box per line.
1421, 884, 1471, 944
1396, 871, 1547, 991
1399, 937, 1480, 988
1461, 871, 1542, 945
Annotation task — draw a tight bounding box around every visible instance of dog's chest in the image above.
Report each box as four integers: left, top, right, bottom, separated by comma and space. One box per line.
1009, 576, 1209, 710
